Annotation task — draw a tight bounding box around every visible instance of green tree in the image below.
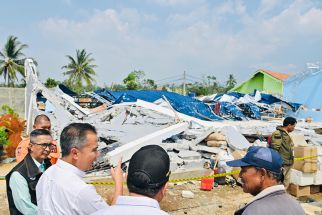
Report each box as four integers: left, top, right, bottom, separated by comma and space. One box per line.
0, 127, 9, 146
1, 104, 18, 117
111, 84, 127, 91
44, 78, 60, 88
186, 82, 209, 96
62, 49, 97, 92
123, 70, 145, 90
143, 79, 157, 89
226, 74, 237, 91
0, 35, 28, 86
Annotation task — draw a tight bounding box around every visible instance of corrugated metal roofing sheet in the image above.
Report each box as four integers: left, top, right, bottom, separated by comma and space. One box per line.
260, 69, 290, 80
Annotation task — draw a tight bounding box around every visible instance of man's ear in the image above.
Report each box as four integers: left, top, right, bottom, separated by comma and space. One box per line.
161, 183, 168, 196
154, 183, 168, 202
28, 143, 33, 151
259, 168, 267, 177
70, 148, 79, 160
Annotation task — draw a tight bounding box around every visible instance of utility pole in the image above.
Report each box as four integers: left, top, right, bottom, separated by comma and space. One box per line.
183, 71, 186, 95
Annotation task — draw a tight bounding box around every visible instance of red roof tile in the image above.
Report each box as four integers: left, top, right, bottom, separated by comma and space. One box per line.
259, 69, 290, 80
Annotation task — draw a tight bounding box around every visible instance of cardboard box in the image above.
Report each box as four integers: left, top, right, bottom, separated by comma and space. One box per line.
293, 159, 318, 173
294, 146, 317, 159
310, 185, 321, 194
37, 102, 46, 110
78, 97, 92, 103
288, 183, 310, 197
294, 146, 318, 173
290, 134, 308, 146
290, 169, 314, 186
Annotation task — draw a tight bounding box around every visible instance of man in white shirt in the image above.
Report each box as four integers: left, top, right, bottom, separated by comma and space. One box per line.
6, 129, 53, 215
92, 145, 170, 215
36, 123, 123, 215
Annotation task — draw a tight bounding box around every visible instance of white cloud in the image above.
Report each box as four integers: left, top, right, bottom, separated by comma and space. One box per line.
37, 1, 322, 84
299, 8, 322, 34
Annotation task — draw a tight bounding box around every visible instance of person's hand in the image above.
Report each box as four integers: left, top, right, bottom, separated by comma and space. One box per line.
111, 158, 123, 203
111, 157, 123, 186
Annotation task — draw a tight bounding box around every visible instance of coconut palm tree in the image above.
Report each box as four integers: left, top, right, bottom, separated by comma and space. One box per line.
226, 74, 237, 91
62, 49, 97, 91
0, 35, 28, 86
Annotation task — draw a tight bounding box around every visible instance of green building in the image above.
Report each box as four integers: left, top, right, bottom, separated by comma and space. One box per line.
230, 69, 290, 95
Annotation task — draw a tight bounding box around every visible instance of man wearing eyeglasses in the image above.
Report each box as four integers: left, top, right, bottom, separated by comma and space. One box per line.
16, 114, 61, 164
6, 129, 53, 215
227, 147, 304, 215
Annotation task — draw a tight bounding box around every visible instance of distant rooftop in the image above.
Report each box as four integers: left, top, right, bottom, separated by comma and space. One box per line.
259, 69, 290, 81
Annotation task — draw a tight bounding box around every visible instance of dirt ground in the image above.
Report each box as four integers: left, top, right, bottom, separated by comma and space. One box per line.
1, 161, 322, 215
0, 161, 250, 215
94, 180, 252, 215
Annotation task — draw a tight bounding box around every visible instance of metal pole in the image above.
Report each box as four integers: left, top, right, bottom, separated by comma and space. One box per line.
183, 71, 186, 95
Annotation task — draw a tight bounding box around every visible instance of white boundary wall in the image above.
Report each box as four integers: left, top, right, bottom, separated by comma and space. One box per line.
0, 87, 25, 117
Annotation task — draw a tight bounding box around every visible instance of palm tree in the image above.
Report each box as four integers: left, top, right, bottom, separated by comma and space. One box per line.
62, 49, 97, 91
226, 74, 237, 91
0, 35, 28, 86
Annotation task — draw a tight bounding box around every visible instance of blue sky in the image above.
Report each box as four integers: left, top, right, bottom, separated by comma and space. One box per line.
1, 0, 322, 86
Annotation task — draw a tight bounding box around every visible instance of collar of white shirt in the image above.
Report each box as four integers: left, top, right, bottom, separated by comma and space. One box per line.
56, 159, 86, 178
32, 158, 43, 170
116, 196, 161, 209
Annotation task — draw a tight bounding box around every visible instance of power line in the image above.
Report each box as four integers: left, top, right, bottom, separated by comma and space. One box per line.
158, 78, 184, 85
186, 74, 204, 82
155, 74, 183, 82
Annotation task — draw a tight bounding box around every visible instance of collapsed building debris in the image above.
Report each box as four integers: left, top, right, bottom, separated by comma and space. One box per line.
202, 91, 302, 120
24, 59, 233, 173
23, 58, 322, 196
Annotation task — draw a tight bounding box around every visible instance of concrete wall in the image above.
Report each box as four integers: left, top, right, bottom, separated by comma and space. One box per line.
232, 73, 264, 94
0, 87, 25, 118
263, 73, 283, 96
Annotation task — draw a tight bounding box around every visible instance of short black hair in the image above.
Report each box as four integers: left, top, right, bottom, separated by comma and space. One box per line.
265, 168, 283, 183
60, 123, 97, 157
283, 117, 297, 126
30, 129, 52, 143
34, 114, 50, 125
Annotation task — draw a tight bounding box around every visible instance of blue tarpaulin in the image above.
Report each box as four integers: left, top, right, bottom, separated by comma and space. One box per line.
213, 92, 245, 101
95, 89, 223, 121
209, 91, 301, 120
257, 93, 301, 112
283, 70, 322, 121
58, 84, 78, 97
219, 102, 245, 120
239, 103, 261, 120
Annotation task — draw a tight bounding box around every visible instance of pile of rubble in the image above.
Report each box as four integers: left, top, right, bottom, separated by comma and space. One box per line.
200, 91, 302, 120
23, 59, 322, 197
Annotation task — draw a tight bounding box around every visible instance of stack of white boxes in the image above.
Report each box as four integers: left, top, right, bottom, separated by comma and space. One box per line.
289, 145, 322, 197
315, 146, 322, 184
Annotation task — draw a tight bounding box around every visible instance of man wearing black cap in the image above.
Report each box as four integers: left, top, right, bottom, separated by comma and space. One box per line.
92, 145, 170, 215
227, 147, 304, 215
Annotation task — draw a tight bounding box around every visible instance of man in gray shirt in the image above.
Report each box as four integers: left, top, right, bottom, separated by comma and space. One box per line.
227, 146, 305, 215
92, 145, 170, 215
